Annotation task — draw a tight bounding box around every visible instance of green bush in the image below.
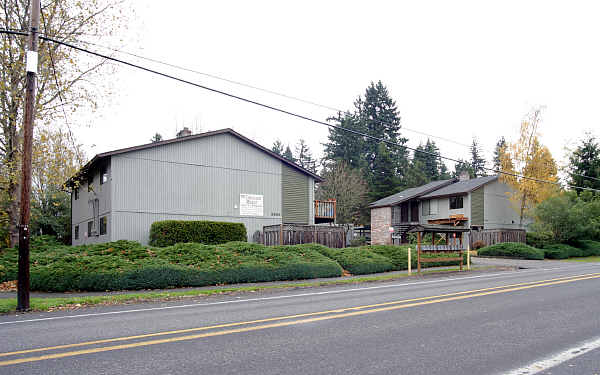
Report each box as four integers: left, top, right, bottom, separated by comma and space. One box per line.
309, 244, 395, 275
0, 240, 343, 292
478, 242, 544, 260
570, 240, 600, 257
149, 220, 247, 247
355, 245, 467, 272
542, 243, 585, 259
526, 232, 554, 249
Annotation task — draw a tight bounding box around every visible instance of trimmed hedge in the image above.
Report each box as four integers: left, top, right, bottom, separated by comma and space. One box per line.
526, 232, 554, 249
149, 220, 247, 247
478, 242, 544, 260
0, 241, 343, 292
570, 240, 600, 257
308, 244, 395, 275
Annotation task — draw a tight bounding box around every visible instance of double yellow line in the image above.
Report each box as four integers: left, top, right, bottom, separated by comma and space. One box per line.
1, 272, 599, 366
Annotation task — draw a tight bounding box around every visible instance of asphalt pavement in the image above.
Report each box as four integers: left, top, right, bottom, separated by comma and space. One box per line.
0, 259, 599, 375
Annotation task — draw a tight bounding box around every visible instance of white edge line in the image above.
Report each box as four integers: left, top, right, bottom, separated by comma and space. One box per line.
0, 266, 584, 326
504, 336, 600, 375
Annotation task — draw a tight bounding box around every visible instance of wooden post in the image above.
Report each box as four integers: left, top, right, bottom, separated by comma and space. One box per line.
467, 233, 471, 270
279, 223, 283, 246
459, 232, 463, 271
407, 247, 411, 275
417, 232, 421, 273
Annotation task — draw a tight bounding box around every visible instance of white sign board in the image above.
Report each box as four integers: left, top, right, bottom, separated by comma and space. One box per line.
240, 194, 263, 216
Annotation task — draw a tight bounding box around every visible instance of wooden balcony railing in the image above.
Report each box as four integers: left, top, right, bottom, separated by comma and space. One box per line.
315, 199, 336, 222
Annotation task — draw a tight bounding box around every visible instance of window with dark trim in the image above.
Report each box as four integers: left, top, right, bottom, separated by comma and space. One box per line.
87, 175, 94, 192
74, 224, 79, 240
88, 220, 93, 236
73, 188, 79, 200
449, 196, 464, 210
99, 216, 107, 235
100, 166, 108, 185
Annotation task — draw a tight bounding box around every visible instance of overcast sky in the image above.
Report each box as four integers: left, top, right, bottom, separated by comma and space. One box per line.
74, 1, 600, 172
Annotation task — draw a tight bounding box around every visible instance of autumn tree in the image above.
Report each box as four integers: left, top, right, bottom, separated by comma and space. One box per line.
500, 108, 559, 224
0, 0, 126, 246
316, 161, 369, 224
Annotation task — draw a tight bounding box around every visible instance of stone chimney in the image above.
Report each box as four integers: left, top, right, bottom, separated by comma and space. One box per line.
459, 170, 470, 181
176, 127, 192, 138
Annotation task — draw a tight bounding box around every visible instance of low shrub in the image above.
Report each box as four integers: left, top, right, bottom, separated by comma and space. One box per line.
0, 240, 343, 292
349, 237, 368, 247
478, 242, 544, 260
526, 232, 554, 249
149, 220, 247, 247
310, 245, 395, 275
542, 243, 584, 259
359, 245, 467, 271
570, 240, 600, 257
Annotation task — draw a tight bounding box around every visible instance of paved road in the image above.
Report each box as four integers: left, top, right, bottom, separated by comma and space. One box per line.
0, 261, 599, 375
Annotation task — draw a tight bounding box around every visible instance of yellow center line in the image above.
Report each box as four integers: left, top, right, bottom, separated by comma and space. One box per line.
1, 272, 599, 361
0, 273, 599, 366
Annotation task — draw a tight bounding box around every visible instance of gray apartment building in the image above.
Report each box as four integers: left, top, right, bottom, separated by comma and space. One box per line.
369, 173, 523, 245
67, 128, 322, 245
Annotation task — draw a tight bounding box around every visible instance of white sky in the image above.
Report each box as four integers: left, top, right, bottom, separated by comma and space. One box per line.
75, 0, 600, 172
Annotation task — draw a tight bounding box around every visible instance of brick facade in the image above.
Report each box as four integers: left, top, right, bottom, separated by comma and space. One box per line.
371, 206, 392, 245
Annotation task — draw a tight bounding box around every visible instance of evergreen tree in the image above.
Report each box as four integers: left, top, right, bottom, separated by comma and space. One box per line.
410, 139, 447, 184
568, 133, 600, 194
470, 137, 487, 177
271, 139, 285, 156
324, 81, 407, 195
282, 146, 296, 163
368, 142, 400, 201
493, 136, 507, 171
294, 139, 317, 173
150, 133, 163, 143
453, 159, 475, 179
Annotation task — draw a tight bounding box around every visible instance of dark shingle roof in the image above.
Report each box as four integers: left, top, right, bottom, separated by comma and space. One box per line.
368, 179, 456, 208
420, 175, 498, 199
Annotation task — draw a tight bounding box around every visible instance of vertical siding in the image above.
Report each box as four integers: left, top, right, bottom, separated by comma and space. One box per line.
470, 187, 484, 226
71, 160, 112, 245
483, 179, 527, 229
281, 163, 309, 224
111, 133, 285, 244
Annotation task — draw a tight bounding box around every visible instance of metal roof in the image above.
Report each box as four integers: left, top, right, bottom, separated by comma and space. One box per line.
66, 128, 322, 186
420, 175, 498, 199
368, 179, 456, 208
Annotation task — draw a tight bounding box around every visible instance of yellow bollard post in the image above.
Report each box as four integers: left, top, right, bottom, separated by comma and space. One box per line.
407, 247, 411, 276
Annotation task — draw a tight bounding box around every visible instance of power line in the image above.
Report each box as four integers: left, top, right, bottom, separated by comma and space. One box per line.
68, 37, 473, 148
1, 28, 599, 193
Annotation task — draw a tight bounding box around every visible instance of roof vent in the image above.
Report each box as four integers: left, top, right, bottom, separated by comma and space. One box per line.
459, 171, 470, 181
176, 127, 192, 138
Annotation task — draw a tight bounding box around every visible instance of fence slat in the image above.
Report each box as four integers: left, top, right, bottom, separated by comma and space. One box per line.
263, 224, 346, 248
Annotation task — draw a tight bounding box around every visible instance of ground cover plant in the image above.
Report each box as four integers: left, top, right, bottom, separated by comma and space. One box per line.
477, 242, 544, 260
0, 240, 343, 292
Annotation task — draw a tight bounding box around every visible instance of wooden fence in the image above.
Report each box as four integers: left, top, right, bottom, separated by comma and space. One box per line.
262, 224, 346, 248
470, 229, 526, 248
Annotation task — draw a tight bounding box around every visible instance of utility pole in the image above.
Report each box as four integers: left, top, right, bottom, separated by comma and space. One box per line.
17, 0, 41, 312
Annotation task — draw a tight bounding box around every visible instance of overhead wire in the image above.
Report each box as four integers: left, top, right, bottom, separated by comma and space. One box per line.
1, 28, 599, 193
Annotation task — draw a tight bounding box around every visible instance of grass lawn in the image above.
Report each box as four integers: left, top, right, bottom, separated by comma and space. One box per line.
562, 256, 600, 263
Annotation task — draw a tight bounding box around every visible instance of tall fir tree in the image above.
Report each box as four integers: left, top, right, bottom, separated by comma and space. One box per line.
453, 159, 475, 179
324, 81, 407, 197
493, 136, 507, 171
369, 142, 400, 201
294, 139, 317, 173
282, 146, 296, 163
568, 133, 600, 194
470, 137, 487, 177
271, 139, 285, 156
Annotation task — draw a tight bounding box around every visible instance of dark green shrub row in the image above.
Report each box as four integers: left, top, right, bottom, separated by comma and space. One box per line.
0, 241, 343, 292
149, 220, 247, 247
526, 232, 554, 249
478, 242, 545, 260
541, 244, 580, 259
569, 240, 600, 257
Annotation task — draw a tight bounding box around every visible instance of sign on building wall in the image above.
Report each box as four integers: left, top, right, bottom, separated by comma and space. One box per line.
240, 194, 264, 216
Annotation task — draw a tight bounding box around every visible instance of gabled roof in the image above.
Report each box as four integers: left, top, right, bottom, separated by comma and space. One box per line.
420, 175, 498, 199
66, 128, 322, 186
368, 179, 456, 208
